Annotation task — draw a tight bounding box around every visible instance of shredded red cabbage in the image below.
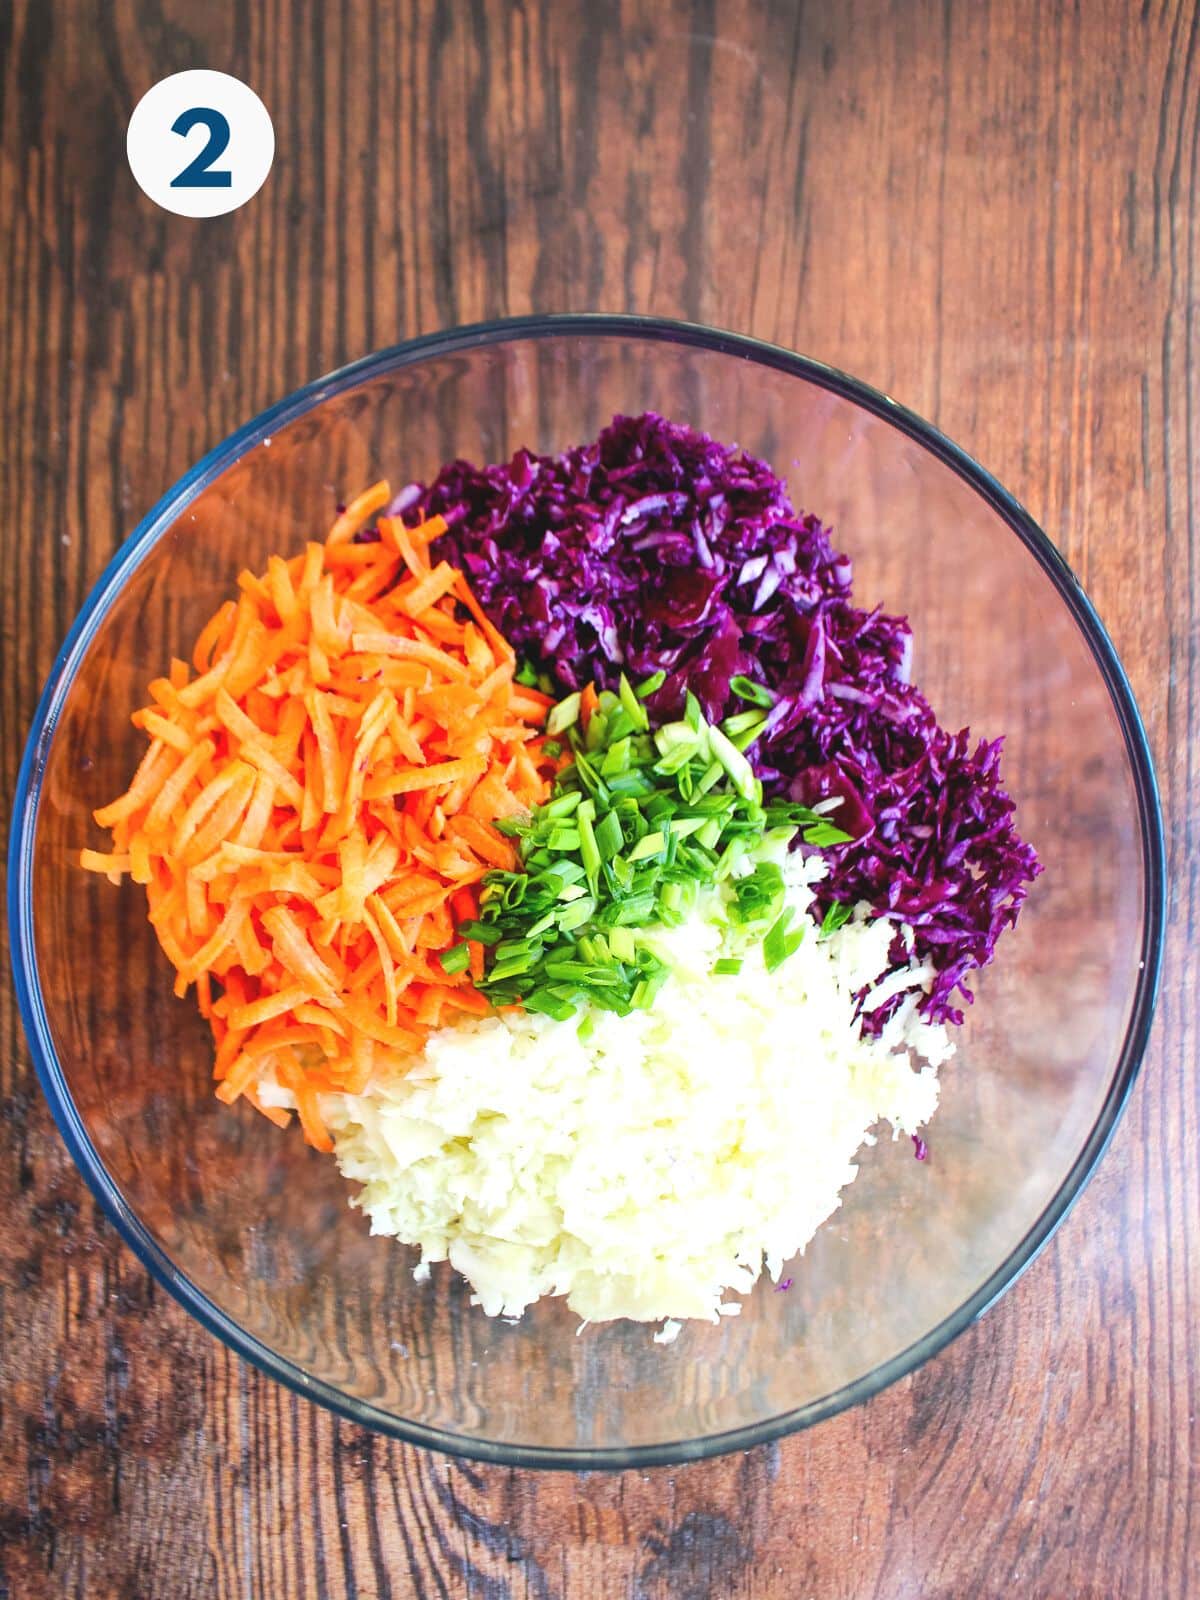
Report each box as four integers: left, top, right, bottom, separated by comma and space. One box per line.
411, 412, 1040, 1027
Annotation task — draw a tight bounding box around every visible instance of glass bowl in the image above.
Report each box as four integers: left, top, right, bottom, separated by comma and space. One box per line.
8, 315, 1164, 1469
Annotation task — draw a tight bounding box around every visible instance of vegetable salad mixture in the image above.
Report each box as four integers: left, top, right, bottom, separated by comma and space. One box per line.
84, 416, 1038, 1330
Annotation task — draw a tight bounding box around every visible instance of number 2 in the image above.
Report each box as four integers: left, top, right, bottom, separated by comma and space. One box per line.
169, 107, 233, 188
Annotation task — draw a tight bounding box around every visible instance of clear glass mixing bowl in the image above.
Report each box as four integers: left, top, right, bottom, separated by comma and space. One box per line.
8, 316, 1164, 1468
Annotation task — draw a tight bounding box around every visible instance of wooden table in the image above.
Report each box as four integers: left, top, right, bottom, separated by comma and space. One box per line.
1, 2, 1193, 1594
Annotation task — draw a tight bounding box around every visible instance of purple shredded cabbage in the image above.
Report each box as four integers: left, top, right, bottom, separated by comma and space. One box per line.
912, 1135, 929, 1162
414, 412, 1040, 1026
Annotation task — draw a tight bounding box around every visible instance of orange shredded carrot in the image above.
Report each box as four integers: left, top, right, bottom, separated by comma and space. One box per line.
81, 479, 552, 1147
193, 600, 237, 674
397, 561, 460, 618
364, 755, 488, 800
225, 985, 314, 1032
441, 985, 491, 1017
79, 848, 132, 882
580, 682, 600, 730
132, 707, 193, 753
244, 1085, 292, 1130
452, 572, 514, 664
324, 480, 392, 548
445, 815, 517, 870
508, 687, 555, 716
92, 739, 175, 830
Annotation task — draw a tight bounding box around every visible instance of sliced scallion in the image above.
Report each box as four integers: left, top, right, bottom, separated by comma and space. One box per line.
729, 674, 775, 708
438, 943, 471, 975
546, 691, 582, 736
820, 901, 854, 937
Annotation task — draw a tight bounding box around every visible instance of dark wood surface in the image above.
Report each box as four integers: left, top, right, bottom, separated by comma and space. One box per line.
0, 1, 1194, 1595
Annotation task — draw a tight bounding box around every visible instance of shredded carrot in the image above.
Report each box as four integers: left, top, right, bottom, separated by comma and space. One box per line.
132, 708, 193, 753
364, 755, 488, 800
80, 848, 132, 882
81, 482, 552, 1146
324, 481, 392, 548
244, 1085, 292, 1130
445, 815, 517, 870
580, 682, 600, 730
193, 600, 237, 674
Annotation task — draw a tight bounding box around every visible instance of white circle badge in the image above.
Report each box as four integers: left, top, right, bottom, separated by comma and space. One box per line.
127, 70, 274, 218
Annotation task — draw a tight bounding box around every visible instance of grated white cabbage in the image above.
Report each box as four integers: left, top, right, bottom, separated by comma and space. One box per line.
263, 852, 953, 1329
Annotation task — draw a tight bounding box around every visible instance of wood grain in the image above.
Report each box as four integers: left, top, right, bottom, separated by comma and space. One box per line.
0, 0, 1194, 1594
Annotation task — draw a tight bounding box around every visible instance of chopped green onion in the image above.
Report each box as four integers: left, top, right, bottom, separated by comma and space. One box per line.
631, 968, 669, 1009
472, 681, 820, 1014
604, 707, 637, 744
763, 800, 853, 848
695, 759, 724, 797
727, 725, 762, 753
729, 674, 775, 708
618, 674, 650, 731
721, 708, 769, 739
546, 691, 582, 736
546, 826, 582, 852
695, 815, 724, 851
438, 943, 471, 975
523, 986, 579, 1021
763, 909, 805, 973
730, 862, 786, 926
627, 830, 666, 862
635, 670, 666, 698
660, 880, 683, 913
821, 901, 854, 936
612, 892, 657, 925
577, 809, 601, 886
600, 736, 632, 777
712, 957, 742, 976
654, 722, 699, 760
593, 809, 624, 861
713, 837, 745, 880
557, 895, 597, 931
543, 960, 598, 983
608, 853, 634, 889
545, 790, 583, 818
802, 820, 854, 847
707, 724, 758, 803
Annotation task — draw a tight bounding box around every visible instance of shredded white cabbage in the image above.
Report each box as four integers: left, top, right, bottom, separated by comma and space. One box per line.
262, 855, 951, 1328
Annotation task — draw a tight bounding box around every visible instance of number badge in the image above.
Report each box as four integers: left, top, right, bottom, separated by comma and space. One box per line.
127, 70, 274, 218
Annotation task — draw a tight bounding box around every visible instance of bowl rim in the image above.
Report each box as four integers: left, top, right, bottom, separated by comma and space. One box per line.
8, 312, 1166, 1471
